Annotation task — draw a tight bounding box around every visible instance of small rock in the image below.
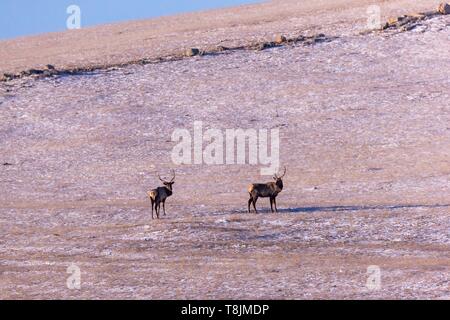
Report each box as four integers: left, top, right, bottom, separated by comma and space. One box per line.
42, 70, 54, 77
28, 69, 44, 75
2, 73, 14, 81
3, 162, 13, 166
185, 48, 200, 57
256, 43, 266, 50
397, 16, 414, 27
438, 2, 450, 14
216, 45, 229, 52
388, 17, 398, 25
313, 34, 328, 43
254, 42, 272, 51
45, 64, 55, 70
408, 13, 426, 19
402, 24, 418, 31
411, 25, 427, 32
274, 34, 287, 44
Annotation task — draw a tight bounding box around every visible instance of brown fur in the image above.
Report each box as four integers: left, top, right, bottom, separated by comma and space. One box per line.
248, 167, 286, 213
147, 170, 175, 219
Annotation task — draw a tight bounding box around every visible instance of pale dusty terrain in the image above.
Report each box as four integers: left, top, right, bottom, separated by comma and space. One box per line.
0, 0, 444, 74
0, 1, 450, 299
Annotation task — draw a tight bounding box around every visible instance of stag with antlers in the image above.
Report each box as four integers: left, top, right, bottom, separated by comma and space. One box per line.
147, 170, 176, 219
247, 167, 286, 214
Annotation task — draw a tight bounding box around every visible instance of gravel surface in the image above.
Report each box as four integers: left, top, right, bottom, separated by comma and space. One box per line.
0, 13, 449, 299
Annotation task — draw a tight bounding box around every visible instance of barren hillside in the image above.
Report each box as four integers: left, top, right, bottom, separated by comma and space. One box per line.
0, 1, 449, 299
0, 0, 443, 74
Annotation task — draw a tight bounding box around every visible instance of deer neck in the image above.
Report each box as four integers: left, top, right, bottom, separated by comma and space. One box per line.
165, 186, 173, 195
276, 180, 283, 192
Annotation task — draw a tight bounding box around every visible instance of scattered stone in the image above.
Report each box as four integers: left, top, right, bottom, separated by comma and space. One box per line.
408, 13, 426, 19
388, 17, 398, 25
257, 42, 276, 50
140, 59, 151, 65
402, 24, 418, 31
42, 70, 54, 77
397, 16, 414, 27
313, 34, 328, 43
411, 24, 428, 33
274, 34, 287, 44
383, 11, 434, 32
3, 162, 13, 166
185, 48, 200, 57
216, 45, 229, 52
438, 2, 450, 14
2, 73, 14, 81
28, 69, 44, 75
45, 64, 55, 70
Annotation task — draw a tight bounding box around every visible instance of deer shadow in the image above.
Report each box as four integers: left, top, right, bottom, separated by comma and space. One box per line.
277, 203, 450, 214
208, 203, 449, 216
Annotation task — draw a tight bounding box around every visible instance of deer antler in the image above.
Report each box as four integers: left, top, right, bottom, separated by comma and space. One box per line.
279, 166, 286, 178
158, 170, 176, 183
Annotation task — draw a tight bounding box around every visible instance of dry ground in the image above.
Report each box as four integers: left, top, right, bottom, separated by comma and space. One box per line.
0, 1, 449, 299
0, 0, 444, 74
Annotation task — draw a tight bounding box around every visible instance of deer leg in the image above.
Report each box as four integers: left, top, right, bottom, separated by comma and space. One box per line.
248, 196, 253, 213
151, 199, 154, 219
270, 197, 274, 213
156, 201, 160, 219
274, 197, 278, 213
252, 196, 258, 214
163, 200, 166, 216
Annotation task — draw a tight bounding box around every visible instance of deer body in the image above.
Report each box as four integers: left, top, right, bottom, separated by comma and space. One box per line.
147, 170, 175, 219
248, 167, 286, 213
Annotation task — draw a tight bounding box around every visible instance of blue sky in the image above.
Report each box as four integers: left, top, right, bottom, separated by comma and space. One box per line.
0, 0, 259, 40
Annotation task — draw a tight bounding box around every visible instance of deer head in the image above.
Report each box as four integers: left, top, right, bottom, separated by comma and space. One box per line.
158, 169, 176, 190
273, 166, 286, 188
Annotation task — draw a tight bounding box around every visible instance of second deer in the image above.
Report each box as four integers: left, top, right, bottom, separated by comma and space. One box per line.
147, 170, 176, 219
247, 167, 286, 214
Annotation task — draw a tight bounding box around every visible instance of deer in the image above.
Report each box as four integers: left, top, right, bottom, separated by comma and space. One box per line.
247, 167, 286, 214
147, 170, 176, 219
